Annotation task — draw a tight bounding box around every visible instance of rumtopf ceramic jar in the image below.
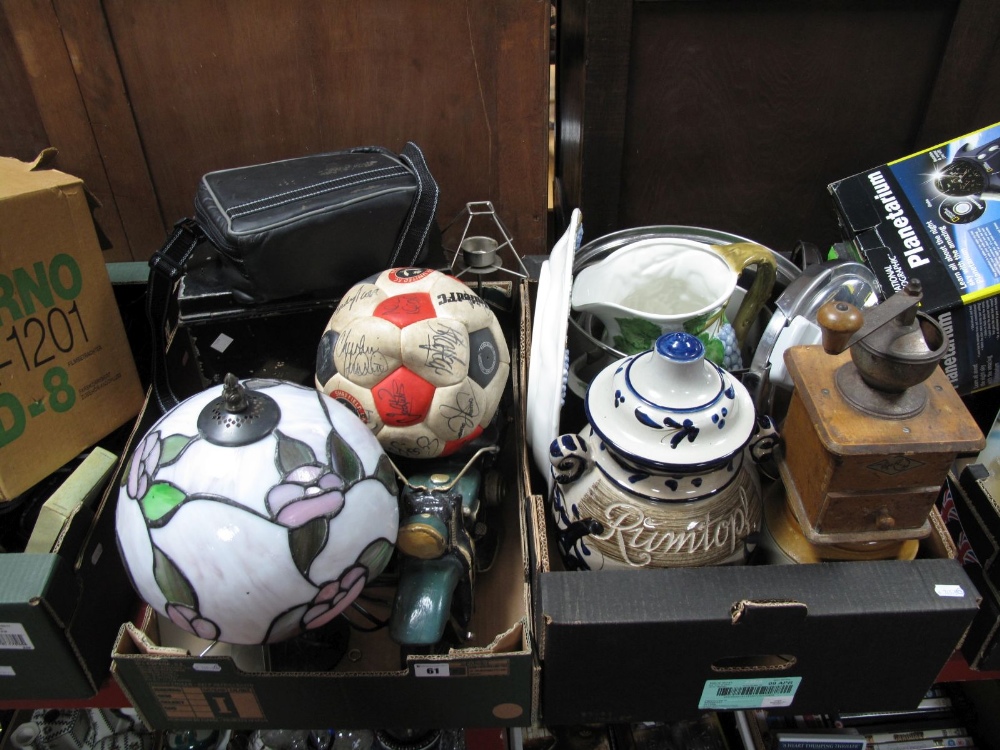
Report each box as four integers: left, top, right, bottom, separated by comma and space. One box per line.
548, 332, 775, 570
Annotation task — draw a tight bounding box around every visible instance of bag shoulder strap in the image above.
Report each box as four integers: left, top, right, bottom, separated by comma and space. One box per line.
391, 141, 440, 267
146, 218, 204, 414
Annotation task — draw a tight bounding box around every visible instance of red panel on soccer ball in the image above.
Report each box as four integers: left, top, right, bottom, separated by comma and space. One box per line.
373, 292, 436, 329
373, 368, 436, 427
442, 425, 483, 457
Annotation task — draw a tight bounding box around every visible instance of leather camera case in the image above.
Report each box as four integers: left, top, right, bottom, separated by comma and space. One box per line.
193, 143, 439, 303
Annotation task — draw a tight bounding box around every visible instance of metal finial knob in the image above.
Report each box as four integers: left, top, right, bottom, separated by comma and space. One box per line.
197, 374, 281, 446
222, 373, 247, 412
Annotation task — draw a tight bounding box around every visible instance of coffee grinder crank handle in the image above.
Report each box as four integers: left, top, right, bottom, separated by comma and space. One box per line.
815, 279, 923, 355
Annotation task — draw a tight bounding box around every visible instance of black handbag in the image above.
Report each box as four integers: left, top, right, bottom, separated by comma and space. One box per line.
147, 142, 440, 412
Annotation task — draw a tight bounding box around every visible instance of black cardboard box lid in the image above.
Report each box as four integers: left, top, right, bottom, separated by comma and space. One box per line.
176, 245, 341, 324
958, 463, 1000, 570
538, 559, 978, 725
958, 563, 1000, 671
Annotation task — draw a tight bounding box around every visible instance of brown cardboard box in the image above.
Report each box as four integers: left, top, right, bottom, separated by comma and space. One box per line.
110, 283, 538, 730
0, 153, 144, 500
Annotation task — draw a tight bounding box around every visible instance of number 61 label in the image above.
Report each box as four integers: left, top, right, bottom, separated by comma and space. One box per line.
414, 663, 451, 678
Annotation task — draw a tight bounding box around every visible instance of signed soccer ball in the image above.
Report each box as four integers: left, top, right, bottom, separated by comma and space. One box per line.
315, 268, 510, 459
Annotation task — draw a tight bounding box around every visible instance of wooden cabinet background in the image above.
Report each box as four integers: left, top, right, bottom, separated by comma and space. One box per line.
1, 1, 551, 264
8, 0, 1000, 268
556, 0, 1000, 256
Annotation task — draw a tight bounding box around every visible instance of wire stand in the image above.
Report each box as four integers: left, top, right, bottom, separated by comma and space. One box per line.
442, 201, 529, 295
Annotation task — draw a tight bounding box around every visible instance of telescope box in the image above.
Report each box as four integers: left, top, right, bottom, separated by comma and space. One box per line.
829, 121, 1000, 395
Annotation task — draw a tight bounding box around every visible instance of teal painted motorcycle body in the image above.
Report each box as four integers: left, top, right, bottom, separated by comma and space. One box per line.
389, 555, 465, 646
389, 459, 500, 652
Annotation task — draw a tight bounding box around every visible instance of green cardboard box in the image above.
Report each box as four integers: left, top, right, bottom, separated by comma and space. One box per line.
0, 433, 140, 701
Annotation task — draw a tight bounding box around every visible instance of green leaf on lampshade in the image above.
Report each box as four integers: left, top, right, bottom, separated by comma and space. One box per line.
275, 430, 316, 474
153, 545, 196, 607
374, 454, 397, 494
141, 482, 187, 522
289, 517, 329, 577
159, 434, 195, 466
329, 430, 363, 485
358, 538, 394, 577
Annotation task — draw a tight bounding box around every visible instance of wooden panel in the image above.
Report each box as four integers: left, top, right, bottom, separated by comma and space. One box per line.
495, 0, 553, 255
919, 0, 1000, 145
50, 0, 165, 260
100, 0, 550, 261
619, 0, 959, 256
3, 0, 133, 261
559, 0, 1000, 255
0, 8, 48, 161
556, 0, 632, 237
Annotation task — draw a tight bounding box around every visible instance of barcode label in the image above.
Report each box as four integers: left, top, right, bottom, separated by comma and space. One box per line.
0, 624, 33, 651
717, 684, 788, 696
699, 677, 801, 709
935, 584, 965, 598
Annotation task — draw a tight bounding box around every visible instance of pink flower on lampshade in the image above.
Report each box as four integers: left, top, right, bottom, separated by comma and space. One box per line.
126, 431, 162, 500
303, 565, 368, 630
266, 465, 346, 528
166, 602, 220, 641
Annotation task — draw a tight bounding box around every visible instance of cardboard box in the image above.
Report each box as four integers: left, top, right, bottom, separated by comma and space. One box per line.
0, 153, 144, 500
956, 561, 1000, 671
111, 285, 538, 730
0, 421, 142, 701
520, 279, 981, 726
174, 251, 338, 389
942, 405, 1000, 670
955, 410, 1000, 591
169, 238, 449, 392
23, 447, 117, 554
828, 121, 1000, 395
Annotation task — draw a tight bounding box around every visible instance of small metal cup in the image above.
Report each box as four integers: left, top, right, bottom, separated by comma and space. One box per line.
460, 236, 499, 269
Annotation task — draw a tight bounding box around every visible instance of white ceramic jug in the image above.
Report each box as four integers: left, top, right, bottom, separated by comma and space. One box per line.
571, 238, 777, 365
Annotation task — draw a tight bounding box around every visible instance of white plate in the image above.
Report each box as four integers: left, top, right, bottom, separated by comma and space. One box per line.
526, 209, 582, 493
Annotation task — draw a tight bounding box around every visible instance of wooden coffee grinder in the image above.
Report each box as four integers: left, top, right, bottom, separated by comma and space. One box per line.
774, 279, 985, 559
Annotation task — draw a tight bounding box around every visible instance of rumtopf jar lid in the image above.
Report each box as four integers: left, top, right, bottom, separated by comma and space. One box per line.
584, 332, 757, 470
